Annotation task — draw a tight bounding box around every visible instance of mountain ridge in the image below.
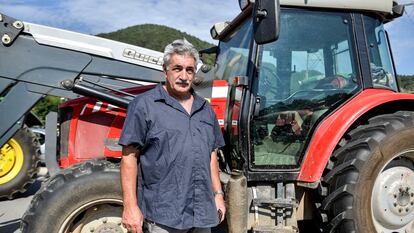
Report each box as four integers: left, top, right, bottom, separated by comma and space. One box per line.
97, 23, 214, 52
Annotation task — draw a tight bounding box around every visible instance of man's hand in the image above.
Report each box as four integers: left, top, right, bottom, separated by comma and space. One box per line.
215, 194, 226, 223
122, 205, 144, 233
211, 150, 226, 223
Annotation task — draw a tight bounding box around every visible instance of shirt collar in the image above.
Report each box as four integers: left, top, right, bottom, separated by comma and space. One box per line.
153, 83, 206, 115
153, 83, 167, 101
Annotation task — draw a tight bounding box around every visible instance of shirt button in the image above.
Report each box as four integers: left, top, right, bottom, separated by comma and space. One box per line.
192, 132, 196, 136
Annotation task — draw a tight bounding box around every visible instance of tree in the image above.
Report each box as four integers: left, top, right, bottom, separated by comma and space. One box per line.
32, 96, 62, 122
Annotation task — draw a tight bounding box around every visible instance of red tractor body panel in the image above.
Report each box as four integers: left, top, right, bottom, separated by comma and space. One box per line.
298, 89, 414, 182
59, 85, 156, 167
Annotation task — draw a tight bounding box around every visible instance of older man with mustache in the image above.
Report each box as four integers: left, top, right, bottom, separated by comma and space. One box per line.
119, 39, 226, 233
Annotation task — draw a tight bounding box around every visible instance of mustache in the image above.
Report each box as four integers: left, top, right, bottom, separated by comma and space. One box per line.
175, 79, 189, 85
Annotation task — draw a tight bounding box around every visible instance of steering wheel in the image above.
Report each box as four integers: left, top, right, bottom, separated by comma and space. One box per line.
315, 75, 348, 89
263, 89, 327, 104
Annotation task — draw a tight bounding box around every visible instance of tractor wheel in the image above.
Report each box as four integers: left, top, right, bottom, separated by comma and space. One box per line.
0, 126, 40, 199
320, 111, 414, 232
21, 160, 125, 233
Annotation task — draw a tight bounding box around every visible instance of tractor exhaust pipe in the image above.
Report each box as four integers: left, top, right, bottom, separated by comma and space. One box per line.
226, 170, 248, 233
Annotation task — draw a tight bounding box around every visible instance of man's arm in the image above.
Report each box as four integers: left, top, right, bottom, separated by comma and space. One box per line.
210, 150, 226, 222
121, 145, 144, 233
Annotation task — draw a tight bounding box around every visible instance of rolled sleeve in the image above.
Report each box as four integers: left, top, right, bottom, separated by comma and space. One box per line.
212, 113, 225, 150
119, 99, 147, 150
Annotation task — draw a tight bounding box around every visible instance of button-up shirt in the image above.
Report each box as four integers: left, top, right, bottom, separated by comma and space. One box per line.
119, 83, 225, 229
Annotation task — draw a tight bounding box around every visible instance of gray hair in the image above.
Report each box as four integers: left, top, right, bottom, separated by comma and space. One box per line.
163, 38, 199, 69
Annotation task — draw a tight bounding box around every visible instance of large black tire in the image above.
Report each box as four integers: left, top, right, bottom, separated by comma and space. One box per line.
0, 126, 40, 199
21, 160, 123, 233
320, 111, 414, 232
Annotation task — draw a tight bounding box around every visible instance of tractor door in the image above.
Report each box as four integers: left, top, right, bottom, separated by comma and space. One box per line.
213, 17, 254, 171
249, 9, 362, 174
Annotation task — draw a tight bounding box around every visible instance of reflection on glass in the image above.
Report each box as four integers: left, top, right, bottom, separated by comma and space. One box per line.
214, 20, 252, 82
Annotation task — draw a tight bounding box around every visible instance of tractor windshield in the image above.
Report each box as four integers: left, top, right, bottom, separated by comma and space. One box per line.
251, 9, 361, 168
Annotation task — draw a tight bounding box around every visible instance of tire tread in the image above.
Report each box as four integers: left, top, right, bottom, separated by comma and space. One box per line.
20, 159, 119, 233
319, 111, 414, 232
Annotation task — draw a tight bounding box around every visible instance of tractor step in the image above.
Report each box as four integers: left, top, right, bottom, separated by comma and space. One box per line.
252, 225, 298, 233
250, 183, 298, 232
252, 197, 298, 208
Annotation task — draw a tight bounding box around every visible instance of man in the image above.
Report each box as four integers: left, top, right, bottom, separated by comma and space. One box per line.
119, 39, 226, 233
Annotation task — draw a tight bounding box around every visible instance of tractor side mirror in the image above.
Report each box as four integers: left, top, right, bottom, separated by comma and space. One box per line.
210, 22, 230, 40
253, 0, 280, 44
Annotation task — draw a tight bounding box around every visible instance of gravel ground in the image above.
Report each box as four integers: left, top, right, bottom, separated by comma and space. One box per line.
0, 167, 47, 233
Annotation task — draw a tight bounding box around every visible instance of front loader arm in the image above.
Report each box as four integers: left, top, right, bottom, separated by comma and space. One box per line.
0, 13, 164, 147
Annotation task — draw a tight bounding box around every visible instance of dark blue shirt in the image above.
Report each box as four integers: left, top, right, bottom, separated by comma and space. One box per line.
119, 84, 225, 229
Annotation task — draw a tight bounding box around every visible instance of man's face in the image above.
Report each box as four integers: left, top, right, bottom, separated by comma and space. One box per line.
164, 54, 196, 97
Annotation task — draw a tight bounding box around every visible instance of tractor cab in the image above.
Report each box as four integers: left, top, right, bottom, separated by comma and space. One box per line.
208, 0, 402, 180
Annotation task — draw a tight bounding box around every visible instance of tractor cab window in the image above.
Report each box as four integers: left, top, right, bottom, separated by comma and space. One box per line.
214, 20, 252, 82
364, 16, 397, 90
251, 10, 360, 168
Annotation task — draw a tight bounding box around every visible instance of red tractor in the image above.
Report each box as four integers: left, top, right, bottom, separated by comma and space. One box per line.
1, 0, 414, 232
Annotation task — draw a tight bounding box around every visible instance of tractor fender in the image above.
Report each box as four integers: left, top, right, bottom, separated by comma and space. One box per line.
298, 89, 414, 182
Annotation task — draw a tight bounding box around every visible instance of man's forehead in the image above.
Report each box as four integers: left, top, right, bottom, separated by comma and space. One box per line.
170, 54, 196, 66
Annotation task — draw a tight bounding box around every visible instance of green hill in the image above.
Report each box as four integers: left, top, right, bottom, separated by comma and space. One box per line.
97, 24, 214, 56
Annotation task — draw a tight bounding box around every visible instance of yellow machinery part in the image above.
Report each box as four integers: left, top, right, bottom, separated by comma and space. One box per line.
0, 138, 24, 184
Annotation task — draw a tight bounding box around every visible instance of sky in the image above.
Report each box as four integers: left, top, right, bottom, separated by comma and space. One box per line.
1, 0, 414, 75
